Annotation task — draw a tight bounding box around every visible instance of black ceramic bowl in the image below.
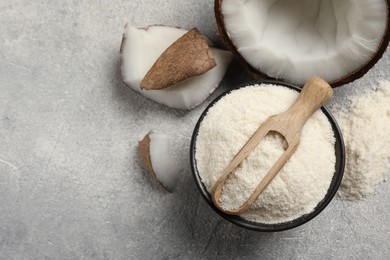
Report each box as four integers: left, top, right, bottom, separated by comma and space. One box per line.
190, 80, 345, 232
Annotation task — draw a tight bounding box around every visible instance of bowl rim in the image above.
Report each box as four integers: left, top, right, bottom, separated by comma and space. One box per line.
190, 79, 345, 232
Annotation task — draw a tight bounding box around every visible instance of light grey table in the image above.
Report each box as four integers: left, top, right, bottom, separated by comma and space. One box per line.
1, 1, 389, 259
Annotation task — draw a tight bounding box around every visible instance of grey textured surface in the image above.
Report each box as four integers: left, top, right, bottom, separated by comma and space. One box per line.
1, 0, 390, 259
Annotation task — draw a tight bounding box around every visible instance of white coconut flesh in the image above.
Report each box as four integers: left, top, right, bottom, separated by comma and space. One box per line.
222, 0, 388, 85
121, 25, 233, 110
149, 132, 180, 192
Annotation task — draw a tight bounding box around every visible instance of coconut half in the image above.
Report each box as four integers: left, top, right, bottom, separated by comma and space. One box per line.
120, 24, 233, 109
215, 0, 390, 87
138, 131, 181, 192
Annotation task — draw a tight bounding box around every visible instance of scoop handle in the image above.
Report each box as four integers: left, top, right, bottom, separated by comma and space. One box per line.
283, 76, 333, 129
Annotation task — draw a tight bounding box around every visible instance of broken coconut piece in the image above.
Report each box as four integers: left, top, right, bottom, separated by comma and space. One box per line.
120, 24, 233, 110
138, 131, 181, 192
215, 0, 390, 87
141, 28, 217, 90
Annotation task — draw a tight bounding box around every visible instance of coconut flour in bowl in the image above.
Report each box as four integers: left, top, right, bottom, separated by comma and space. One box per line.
194, 83, 339, 225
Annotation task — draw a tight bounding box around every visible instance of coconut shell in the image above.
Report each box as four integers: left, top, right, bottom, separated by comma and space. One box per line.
138, 132, 178, 192
214, 0, 390, 88
140, 28, 217, 90
138, 133, 156, 179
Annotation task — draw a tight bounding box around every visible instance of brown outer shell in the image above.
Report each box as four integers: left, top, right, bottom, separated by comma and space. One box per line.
138, 133, 156, 179
215, 0, 390, 88
140, 28, 217, 90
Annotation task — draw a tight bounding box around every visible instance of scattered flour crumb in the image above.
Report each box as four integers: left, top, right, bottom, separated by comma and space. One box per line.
195, 85, 336, 224
332, 81, 390, 200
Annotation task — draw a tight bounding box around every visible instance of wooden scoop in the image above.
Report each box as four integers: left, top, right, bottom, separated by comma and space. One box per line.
212, 76, 333, 215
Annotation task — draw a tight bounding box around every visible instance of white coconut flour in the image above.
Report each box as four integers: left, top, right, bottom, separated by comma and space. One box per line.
332, 81, 390, 200
195, 85, 336, 224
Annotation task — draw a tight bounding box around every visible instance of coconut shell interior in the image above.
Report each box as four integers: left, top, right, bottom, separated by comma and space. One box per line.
214, 0, 390, 88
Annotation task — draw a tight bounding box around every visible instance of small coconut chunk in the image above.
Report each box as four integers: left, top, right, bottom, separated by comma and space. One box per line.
141, 28, 216, 90
120, 24, 233, 110
138, 132, 181, 192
